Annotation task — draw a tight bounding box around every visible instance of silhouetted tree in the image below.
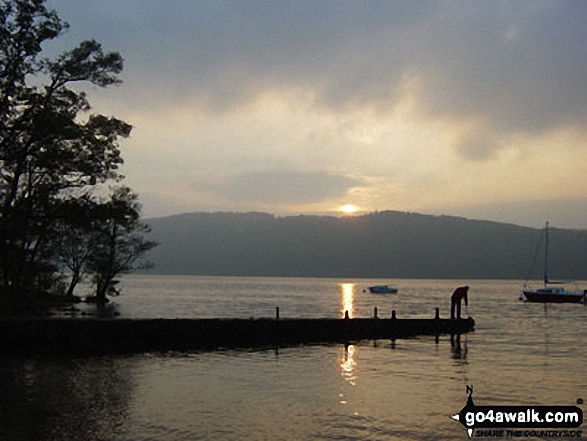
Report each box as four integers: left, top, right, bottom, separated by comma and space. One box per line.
87, 187, 157, 306
51, 195, 100, 298
0, 0, 132, 300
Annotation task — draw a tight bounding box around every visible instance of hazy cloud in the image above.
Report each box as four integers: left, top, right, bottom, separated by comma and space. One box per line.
53, 1, 587, 128
200, 170, 361, 205
438, 198, 587, 230
414, 1, 587, 154
454, 129, 505, 161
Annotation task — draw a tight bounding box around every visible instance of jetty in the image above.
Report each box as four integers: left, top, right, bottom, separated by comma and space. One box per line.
0, 308, 474, 355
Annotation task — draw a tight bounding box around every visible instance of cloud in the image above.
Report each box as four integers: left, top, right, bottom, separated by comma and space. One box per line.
437, 197, 587, 230
454, 129, 505, 161
414, 2, 587, 149
50, 0, 434, 111
199, 170, 362, 205
45, 0, 587, 228
52, 0, 587, 160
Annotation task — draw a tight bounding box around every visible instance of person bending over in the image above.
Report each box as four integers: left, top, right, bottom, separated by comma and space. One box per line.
451, 285, 469, 319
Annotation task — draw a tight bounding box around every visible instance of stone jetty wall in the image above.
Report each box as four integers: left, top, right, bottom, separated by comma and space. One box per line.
0, 314, 475, 355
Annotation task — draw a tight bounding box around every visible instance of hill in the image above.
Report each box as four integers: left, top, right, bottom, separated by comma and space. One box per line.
143, 211, 587, 279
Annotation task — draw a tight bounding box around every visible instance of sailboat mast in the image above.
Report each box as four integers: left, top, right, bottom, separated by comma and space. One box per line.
544, 221, 549, 286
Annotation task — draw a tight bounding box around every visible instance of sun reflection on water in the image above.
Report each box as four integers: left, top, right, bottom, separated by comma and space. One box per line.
340, 282, 355, 318
339, 344, 358, 406
341, 344, 357, 386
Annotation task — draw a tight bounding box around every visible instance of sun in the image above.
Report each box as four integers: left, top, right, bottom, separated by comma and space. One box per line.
340, 204, 359, 214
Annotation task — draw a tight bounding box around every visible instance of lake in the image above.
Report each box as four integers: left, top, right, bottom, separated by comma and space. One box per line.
1, 276, 586, 440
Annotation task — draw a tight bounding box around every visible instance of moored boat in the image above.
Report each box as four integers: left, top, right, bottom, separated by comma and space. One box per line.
522, 222, 586, 303
367, 285, 398, 294
522, 286, 586, 303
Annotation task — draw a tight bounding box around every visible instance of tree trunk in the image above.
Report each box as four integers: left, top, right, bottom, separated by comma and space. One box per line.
66, 269, 81, 298
95, 277, 108, 308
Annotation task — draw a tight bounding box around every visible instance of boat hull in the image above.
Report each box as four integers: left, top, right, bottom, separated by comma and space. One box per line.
368, 285, 398, 294
522, 290, 586, 303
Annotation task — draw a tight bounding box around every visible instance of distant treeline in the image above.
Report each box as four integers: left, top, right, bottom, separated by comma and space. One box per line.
145, 211, 587, 280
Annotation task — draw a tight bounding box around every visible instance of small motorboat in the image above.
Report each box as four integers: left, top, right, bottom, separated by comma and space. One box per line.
367, 285, 398, 294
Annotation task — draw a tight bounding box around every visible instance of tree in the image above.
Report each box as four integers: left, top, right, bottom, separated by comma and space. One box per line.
87, 187, 157, 306
51, 194, 99, 299
0, 0, 132, 300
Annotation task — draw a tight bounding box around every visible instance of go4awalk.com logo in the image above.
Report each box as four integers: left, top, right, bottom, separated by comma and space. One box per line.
451, 386, 583, 438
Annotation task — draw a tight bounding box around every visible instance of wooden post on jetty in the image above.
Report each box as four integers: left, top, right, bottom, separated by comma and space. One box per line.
276, 307, 280, 321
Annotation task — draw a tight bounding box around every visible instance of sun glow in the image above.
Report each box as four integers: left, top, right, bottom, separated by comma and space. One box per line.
340, 204, 359, 214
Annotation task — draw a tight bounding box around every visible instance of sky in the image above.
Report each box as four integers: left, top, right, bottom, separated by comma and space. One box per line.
45, 0, 587, 229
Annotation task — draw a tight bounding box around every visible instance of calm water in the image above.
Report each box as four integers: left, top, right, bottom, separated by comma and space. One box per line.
1, 276, 586, 440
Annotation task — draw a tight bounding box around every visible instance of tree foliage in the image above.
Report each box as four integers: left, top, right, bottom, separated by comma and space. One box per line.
51, 194, 100, 298
0, 0, 154, 303
87, 187, 157, 305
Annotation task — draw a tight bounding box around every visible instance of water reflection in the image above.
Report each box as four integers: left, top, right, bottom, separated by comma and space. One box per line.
450, 333, 468, 361
0, 357, 133, 440
340, 283, 355, 318
341, 344, 357, 386
339, 344, 358, 407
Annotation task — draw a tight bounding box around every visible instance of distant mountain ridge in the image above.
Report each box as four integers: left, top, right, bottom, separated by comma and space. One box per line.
143, 211, 587, 279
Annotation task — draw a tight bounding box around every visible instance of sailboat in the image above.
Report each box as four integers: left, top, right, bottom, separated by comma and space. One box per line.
522, 222, 586, 303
